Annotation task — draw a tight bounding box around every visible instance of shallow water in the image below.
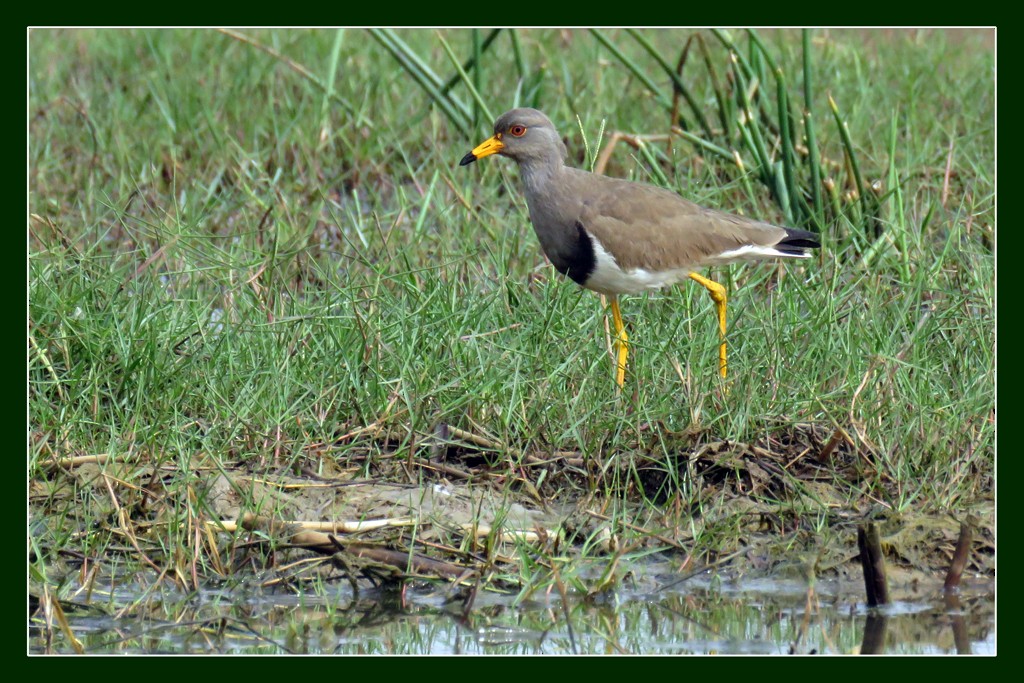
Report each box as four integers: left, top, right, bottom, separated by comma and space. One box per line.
30, 574, 993, 655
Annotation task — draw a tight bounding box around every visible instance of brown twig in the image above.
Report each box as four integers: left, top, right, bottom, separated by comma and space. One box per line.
593, 131, 672, 177
39, 586, 84, 654
941, 136, 955, 208
457, 523, 548, 544
849, 355, 882, 456
815, 426, 853, 465
446, 425, 503, 451
522, 451, 586, 468
101, 473, 164, 576
330, 535, 468, 580
236, 512, 467, 579
215, 514, 416, 536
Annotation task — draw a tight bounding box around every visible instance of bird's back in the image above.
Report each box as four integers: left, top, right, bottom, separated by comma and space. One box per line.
558, 168, 800, 273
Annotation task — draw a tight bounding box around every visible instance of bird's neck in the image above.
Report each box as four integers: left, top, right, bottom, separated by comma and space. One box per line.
519, 156, 565, 199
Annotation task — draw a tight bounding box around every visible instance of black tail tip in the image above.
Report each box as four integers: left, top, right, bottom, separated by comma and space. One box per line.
782, 228, 821, 250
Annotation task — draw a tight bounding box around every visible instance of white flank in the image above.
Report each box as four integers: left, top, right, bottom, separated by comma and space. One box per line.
584, 237, 809, 296
708, 244, 811, 265
586, 237, 694, 295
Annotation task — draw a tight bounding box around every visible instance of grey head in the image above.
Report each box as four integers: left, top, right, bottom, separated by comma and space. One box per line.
459, 108, 568, 167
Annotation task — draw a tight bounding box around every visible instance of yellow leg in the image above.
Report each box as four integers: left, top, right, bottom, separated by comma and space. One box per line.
688, 273, 728, 379
610, 296, 628, 388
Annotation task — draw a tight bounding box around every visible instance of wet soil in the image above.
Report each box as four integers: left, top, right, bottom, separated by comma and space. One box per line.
30, 422, 995, 598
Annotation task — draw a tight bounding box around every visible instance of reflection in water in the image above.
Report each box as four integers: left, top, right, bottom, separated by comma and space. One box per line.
30, 576, 994, 654
944, 593, 972, 656
860, 613, 888, 654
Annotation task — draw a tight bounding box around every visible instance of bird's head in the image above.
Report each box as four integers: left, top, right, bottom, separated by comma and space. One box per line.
459, 108, 567, 167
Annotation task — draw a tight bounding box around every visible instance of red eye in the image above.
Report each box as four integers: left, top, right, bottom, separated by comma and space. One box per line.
509, 125, 527, 137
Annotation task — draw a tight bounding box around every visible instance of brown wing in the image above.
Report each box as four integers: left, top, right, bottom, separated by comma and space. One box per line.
565, 169, 791, 272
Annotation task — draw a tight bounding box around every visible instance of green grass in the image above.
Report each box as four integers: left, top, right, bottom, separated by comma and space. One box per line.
29, 28, 994, 603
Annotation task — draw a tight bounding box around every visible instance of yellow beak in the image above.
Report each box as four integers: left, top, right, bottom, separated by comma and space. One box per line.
459, 134, 505, 166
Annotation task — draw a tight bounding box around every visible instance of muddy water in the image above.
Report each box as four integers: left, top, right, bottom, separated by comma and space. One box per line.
31, 575, 993, 655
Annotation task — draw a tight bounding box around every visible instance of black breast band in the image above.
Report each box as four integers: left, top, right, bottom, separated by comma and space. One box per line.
551, 221, 597, 286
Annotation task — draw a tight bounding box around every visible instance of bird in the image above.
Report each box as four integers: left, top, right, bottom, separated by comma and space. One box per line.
459, 108, 820, 388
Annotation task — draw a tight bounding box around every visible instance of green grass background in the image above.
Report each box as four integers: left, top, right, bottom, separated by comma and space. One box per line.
30, 28, 993, 515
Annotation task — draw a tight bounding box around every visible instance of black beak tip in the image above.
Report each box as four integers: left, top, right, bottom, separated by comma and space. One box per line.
459, 152, 476, 167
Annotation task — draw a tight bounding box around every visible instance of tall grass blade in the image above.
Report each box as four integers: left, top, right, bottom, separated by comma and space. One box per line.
774, 69, 800, 225
746, 30, 779, 72
888, 108, 911, 282
634, 137, 670, 188
317, 29, 346, 146
380, 29, 446, 91
829, 93, 870, 238
803, 30, 824, 223
695, 33, 732, 140
436, 32, 495, 130
712, 30, 755, 86
368, 28, 470, 135
440, 28, 502, 95
509, 29, 527, 81
626, 29, 713, 138
590, 30, 675, 118
671, 128, 735, 164
730, 52, 773, 187
712, 29, 771, 120
472, 30, 483, 131
773, 160, 793, 224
